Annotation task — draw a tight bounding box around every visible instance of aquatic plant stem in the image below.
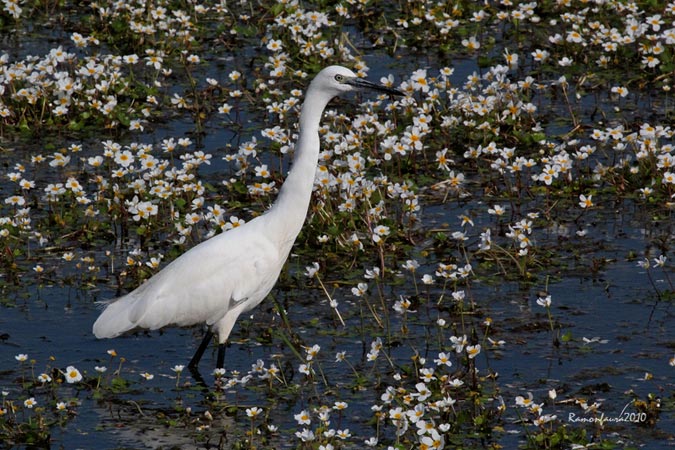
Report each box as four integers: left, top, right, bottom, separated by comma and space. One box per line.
315, 274, 345, 326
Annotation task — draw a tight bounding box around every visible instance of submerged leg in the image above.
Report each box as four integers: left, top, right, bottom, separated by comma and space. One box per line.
216, 344, 226, 369
188, 329, 214, 369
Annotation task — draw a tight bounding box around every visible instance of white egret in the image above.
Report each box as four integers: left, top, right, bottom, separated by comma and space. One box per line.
93, 66, 403, 369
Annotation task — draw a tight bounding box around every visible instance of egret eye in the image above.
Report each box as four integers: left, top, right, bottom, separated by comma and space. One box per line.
334, 74, 344, 82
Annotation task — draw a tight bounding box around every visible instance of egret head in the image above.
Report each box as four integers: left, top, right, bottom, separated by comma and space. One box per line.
313, 65, 405, 99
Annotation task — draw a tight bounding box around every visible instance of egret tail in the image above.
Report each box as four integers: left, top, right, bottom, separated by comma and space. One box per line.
93, 294, 138, 338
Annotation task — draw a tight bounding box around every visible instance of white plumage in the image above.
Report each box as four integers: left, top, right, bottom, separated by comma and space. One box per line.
93, 66, 403, 369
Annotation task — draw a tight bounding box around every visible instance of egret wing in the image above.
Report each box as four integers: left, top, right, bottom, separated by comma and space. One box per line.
125, 227, 282, 331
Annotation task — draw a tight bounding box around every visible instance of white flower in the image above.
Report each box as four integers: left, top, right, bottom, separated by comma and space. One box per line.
611, 86, 629, 97
488, 205, 506, 216
305, 344, 320, 361
294, 409, 311, 425
266, 39, 283, 52
466, 344, 481, 359
351, 282, 368, 297
246, 407, 262, 418
414, 382, 432, 401
305, 262, 320, 278
295, 428, 315, 442
578, 194, 593, 208
402, 259, 419, 271
558, 57, 574, 66
450, 335, 468, 353
364, 267, 380, 279
364, 437, 378, 447
434, 352, 452, 367
333, 401, 348, 411
38, 373, 52, 383
64, 366, 83, 383
373, 224, 390, 236
536, 295, 552, 308
298, 364, 312, 376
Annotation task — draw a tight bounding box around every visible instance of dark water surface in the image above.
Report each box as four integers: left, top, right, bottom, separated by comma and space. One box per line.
1, 207, 672, 448
1, 2, 675, 449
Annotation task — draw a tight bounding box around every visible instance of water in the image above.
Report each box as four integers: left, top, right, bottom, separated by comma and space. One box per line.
2, 213, 671, 448
0, 187, 673, 446
2, 2, 675, 449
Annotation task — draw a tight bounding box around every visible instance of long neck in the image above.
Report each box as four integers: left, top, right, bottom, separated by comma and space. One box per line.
267, 85, 332, 246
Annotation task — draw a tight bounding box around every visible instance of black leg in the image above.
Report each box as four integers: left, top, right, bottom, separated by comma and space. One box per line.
188, 329, 214, 369
216, 343, 225, 369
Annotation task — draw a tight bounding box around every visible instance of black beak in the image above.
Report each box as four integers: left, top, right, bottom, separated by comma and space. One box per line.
346, 77, 405, 97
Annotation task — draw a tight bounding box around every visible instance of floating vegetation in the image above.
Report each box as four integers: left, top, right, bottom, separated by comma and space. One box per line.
0, 0, 673, 449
